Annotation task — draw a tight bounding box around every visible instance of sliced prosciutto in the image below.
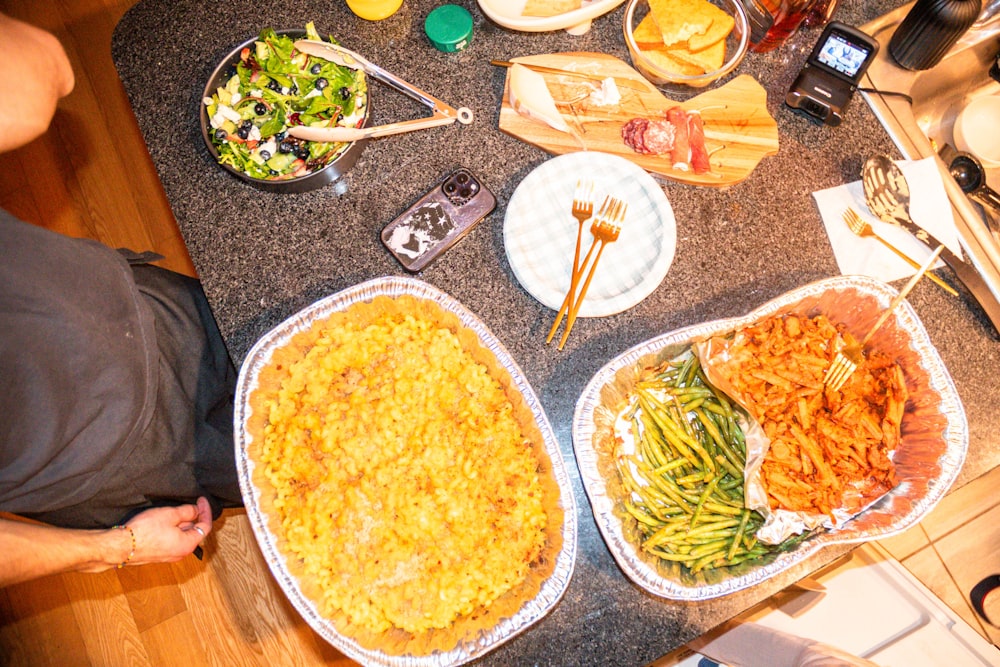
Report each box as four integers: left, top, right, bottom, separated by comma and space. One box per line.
666, 107, 690, 172
687, 111, 710, 174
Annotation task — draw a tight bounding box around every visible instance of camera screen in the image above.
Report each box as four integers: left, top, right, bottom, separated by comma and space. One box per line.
816, 31, 872, 79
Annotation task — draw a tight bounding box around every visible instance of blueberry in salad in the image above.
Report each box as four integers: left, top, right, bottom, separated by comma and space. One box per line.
203, 23, 368, 181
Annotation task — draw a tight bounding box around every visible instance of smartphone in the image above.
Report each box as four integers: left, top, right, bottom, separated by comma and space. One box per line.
381, 168, 496, 272
785, 22, 880, 127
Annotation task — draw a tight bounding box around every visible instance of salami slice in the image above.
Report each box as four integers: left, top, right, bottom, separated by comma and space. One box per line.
621, 118, 650, 153
640, 120, 675, 156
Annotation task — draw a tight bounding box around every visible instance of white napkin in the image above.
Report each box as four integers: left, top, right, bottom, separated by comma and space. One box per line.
813, 157, 963, 282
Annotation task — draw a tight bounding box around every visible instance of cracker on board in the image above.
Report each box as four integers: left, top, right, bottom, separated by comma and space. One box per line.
522, 0, 582, 17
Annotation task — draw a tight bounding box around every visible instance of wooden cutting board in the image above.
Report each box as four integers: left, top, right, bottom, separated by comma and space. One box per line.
498, 52, 780, 187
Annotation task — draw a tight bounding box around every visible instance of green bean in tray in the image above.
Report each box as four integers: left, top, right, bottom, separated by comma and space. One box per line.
617, 351, 798, 573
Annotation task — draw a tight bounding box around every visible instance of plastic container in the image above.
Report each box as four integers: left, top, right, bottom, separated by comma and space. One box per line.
888, 0, 981, 70
424, 5, 474, 52
346, 0, 404, 21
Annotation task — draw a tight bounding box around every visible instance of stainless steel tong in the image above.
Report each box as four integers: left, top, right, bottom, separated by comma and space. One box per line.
288, 40, 473, 143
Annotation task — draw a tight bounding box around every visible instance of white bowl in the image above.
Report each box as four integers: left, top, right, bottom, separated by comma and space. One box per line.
954, 95, 1000, 169
477, 0, 627, 34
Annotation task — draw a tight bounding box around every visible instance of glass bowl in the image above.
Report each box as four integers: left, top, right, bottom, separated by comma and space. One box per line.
623, 0, 749, 89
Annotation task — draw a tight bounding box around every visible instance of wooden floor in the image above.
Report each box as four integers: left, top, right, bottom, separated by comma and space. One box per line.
0, 0, 356, 664
0, 0, 997, 665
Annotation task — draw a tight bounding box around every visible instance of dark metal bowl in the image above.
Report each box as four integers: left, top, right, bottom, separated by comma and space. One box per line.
199, 29, 369, 194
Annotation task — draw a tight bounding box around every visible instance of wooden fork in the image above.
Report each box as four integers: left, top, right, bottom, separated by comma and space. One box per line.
843, 208, 957, 296
825, 244, 944, 391
557, 199, 627, 350
546, 186, 600, 344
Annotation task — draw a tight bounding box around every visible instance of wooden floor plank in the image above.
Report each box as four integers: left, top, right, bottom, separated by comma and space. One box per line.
169, 525, 272, 667
64, 570, 153, 666
52, 0, 195, 275
934, 503, 1000, 646
210, 511, 358, 666
0, 575, 91, 666
140, 610, 212, 667
117, 562, 187, 633
171, 511, 357, 667
2, 0, 148, 249
2, 125, 93, 239
0, 150, 43, 226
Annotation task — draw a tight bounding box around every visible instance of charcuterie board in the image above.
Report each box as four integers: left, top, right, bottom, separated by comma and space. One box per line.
498, 52, 779, 187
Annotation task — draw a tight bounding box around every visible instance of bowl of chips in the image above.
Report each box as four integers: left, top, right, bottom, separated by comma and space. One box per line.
623, 0, 749, 88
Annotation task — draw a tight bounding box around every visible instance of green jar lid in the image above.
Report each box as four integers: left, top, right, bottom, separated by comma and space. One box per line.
424, 5, 474, 52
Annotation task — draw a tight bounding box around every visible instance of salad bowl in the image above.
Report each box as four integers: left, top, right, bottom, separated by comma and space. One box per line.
199, 26, 370, 193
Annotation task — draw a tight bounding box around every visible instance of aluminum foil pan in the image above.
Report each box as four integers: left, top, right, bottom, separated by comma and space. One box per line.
234, 276, 578, 666
573, 275, 967, 601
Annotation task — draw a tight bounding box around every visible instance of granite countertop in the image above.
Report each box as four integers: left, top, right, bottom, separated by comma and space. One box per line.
112, 1, 1000, 664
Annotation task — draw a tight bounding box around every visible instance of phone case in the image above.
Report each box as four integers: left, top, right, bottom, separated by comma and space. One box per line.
381, 168, 496, 272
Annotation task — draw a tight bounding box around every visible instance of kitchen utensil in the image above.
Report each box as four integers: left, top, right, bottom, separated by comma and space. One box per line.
862, 154, 1000, 329
888, 0, 980, 71
546, 183, 597, 344
825, 244, 944, 391
843, 207, 958, 296
948, 152, 1000, 241
498, 53, 779, 187
557, 198, 627, 349
288, 40, 473, 143
492, 60, 649, 91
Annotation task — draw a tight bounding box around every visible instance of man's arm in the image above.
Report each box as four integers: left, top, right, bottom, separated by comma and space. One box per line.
0, 12, 75, 153
0, 497, 212, 587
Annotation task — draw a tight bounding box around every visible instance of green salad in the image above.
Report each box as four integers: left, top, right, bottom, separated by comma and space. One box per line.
203, 22, 368, 181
